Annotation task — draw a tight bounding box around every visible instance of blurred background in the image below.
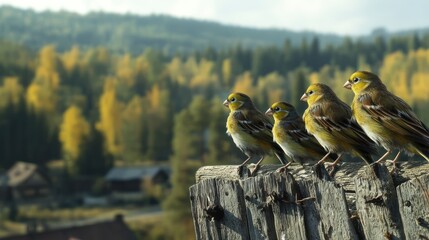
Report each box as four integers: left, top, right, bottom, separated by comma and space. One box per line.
0, 1, 429, 239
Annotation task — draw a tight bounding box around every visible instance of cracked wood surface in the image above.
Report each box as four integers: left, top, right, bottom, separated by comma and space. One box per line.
191, 161, 429, 240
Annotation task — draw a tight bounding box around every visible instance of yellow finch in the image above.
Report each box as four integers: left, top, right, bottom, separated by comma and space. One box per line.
265, 101, 336, 166
224, 93, 288, 174
344, 70, 429, 167
301, 83, 376, 167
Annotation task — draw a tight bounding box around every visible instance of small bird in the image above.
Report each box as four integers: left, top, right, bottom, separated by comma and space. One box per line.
301, 83, 376, 169
265, 101, 336, 167
344, 70, 429, 168
224, 92, 288, 174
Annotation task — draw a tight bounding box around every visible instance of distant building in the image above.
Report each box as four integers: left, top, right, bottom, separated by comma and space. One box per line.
6, 162, 51, 199
1, 215, 137, 240
105, 166, 169, 201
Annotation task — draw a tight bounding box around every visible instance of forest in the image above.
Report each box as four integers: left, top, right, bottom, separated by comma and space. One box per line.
1, 21, 429, 238
1, 6, 429, 54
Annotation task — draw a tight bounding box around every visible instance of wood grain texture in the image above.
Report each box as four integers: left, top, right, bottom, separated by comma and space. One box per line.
396, 173, 429, 239
241, 174, 277, 240
189, 178, 249, 240
354, 164, 404, 240
299, 176, 359, 240
190, 161, 429, 240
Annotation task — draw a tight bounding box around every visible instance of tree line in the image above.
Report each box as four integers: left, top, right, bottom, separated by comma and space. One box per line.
1, 33, 429, 238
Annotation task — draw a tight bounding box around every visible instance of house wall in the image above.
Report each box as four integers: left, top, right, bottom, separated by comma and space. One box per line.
109, 179, 142, 192
12, 172, 51, 199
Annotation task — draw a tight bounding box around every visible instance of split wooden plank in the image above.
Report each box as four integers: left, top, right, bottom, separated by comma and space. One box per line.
299, 173, 359, 240
354, 164, 405, 240
241, 174, 277, 240
189, 178, 249, 240
396, 173, 429, 239
263, 172, 307, 240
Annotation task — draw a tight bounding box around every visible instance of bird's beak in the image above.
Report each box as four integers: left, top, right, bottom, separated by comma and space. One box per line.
343, 81, 352, 89
223, 99, 229, 107
300, 93, 308, 102
265, 108, 273, 116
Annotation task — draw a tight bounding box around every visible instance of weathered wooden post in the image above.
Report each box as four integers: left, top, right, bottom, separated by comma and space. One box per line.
354, 164, 404, 239
190, 162, 429, 240
397, 174, 429, 239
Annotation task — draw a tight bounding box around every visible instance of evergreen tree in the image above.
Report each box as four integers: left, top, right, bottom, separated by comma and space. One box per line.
163, 108, 201, 240
289, 67, 309, 113
207, 97, 234, 164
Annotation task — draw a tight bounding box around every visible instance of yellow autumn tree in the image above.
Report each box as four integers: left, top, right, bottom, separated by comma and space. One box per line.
222, 58, 232, 87
167, 57, 186, 85
255, 72, 286, 107
145, 84, 172, 160
26, 45, 60, 113
232, 71, 255, 97
121, 96, 145, 162
96, 77, 123, 155
190, 59, 218, 88
116, 54, 135, 87
62, 46, 80, 73
0, 77, 24, 108
59, 106, 90, 171
379, 51, 406, 92
411, 72, 429, 101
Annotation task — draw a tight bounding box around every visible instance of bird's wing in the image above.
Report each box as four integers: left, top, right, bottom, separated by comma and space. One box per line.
358, 92, 429, 140
310, 101, 373, 144
283, 119, 329, 155
233, 110, 274, 142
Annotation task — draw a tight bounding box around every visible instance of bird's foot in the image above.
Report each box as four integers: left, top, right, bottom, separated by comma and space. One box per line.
385, 159, 400, 175
313, 159, 325, 167
327, 165, 340, 177
370, 159, 385, 167
276, 162, 292, 173
325, 161, 341, 177
237, 163, 249, 176
249, 164, 261, 176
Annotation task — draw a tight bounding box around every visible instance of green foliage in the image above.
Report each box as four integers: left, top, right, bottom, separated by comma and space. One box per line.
289, 67, 311, 114
77, 126, 114, 176
1, 13, 429, 237
162, 108, 201, 239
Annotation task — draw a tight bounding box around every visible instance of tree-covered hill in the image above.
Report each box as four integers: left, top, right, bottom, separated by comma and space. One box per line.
2, 6, 429, 55
0, 6, 344, 54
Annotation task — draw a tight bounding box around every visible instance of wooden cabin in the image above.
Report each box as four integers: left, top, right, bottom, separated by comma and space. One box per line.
6, 162, 51, 199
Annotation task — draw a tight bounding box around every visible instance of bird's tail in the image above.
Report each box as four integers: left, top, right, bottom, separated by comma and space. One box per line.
272, 143, 289, 165
415, 147, 429, 162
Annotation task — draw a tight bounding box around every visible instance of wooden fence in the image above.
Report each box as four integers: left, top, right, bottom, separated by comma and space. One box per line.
189, 161, 429, 240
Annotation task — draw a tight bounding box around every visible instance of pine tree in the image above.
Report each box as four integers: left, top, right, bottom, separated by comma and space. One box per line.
163, 108, 201, 240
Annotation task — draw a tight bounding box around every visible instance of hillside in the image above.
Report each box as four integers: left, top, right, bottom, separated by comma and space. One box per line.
1, 6, 429, 55
0, 6, 345, 54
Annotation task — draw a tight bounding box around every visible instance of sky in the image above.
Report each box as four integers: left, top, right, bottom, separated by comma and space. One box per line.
0, 0, 428, 36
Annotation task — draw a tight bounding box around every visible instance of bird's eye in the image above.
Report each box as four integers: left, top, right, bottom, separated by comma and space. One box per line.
308, 90, 314, 95
353, 77, 360, 83
274, 107, 280, 111
230, 97, 236, 102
